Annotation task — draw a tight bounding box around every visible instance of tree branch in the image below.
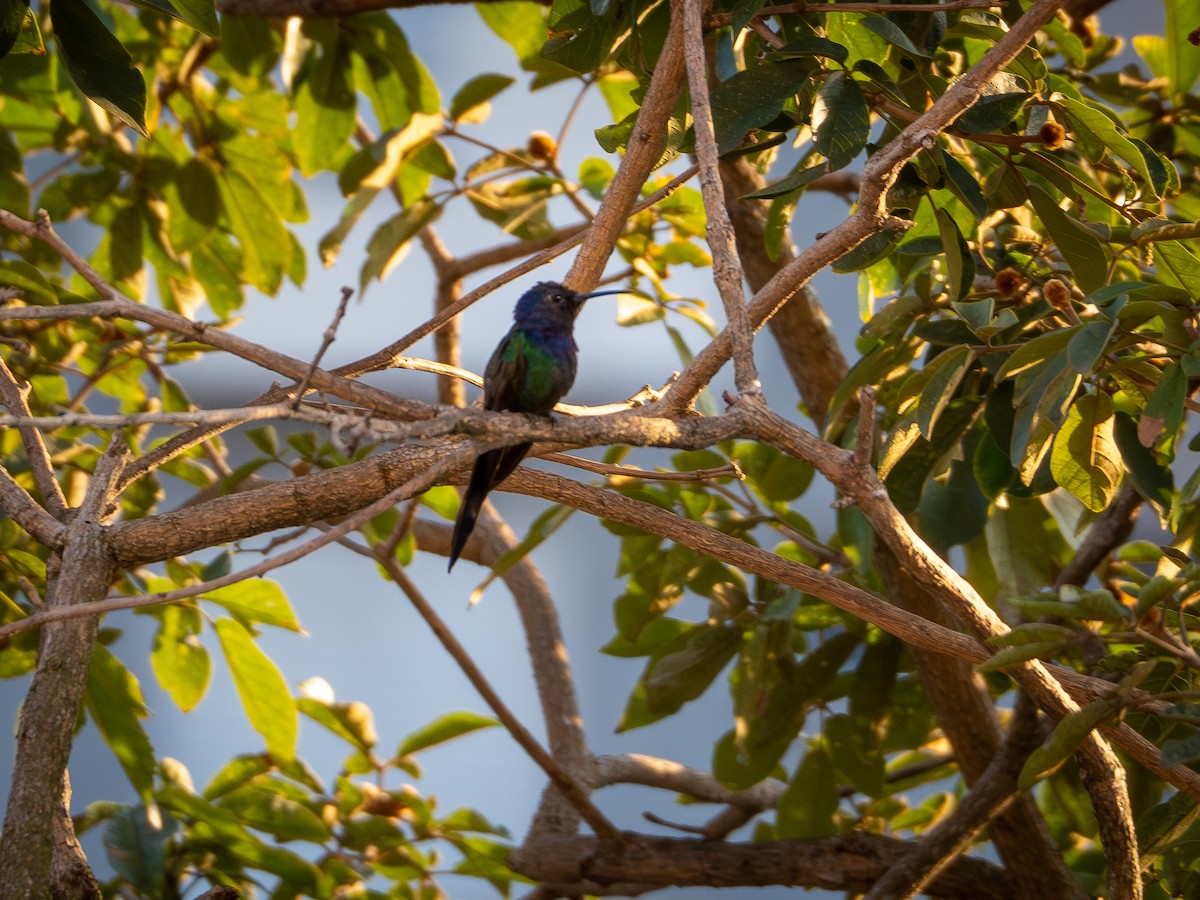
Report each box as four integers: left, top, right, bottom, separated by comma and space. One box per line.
370, 547, 623, 848
509, 831, 1015, 899
862, 693, 1046, 900
659, 0, 1068, 412
0, 354, 68, 519
678, 0, 760, 396
0, 436, 126, 898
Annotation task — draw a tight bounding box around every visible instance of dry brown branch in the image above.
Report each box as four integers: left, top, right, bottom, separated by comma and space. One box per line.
0, 445, 477, 640
754, 405, 1142, 898
862, 694, 1045, 900
679, 0, 760, 396
567, 11, 686, 288
509, 830, 1015, 899
0, 212, 430, 423
293, 285, 354, 407
369, 544, 622, 848
0, 465, 65, 549
418, 509, 596, 842
660, 0, 1067, 413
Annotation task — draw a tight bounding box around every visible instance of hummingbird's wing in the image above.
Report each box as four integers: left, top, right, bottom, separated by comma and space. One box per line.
482, 328, 529, 412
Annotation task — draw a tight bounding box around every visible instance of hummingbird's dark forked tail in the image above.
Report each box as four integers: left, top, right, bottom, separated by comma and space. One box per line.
447, 443, 533, 570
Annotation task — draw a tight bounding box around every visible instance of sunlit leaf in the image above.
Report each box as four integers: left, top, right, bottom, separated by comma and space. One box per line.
812, 70, 869, 170
51, 0, 147, 136
214, 618, 298, 761
395, 710, 499, 757
86, 645, 156, 806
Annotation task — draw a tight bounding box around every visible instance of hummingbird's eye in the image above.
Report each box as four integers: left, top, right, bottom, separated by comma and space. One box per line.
552, 294, 564, 303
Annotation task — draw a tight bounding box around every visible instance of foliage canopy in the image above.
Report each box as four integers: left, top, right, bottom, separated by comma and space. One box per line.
2, 0, 1200, 898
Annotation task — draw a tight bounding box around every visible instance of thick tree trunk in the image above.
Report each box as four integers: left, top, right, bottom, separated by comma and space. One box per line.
0, 524, 113, 898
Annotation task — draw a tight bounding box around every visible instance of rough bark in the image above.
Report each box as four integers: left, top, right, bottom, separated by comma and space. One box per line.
508, 831, 1015, 899
0, 525, 114, 897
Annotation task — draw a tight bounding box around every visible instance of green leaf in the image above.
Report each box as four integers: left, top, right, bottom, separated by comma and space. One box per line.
722, 629, 859, 788
0, 0, 29, 59
150, 605, 210, 712
1138, 790, 1200, 864
832, 230, 901, 273
293, 28, 356, 176
1154, 239, 1200, 291
202, 579, 301, 631
773, 36, 848, 64
219, 14, 276, 76
858, 14, 930, 57
86, 645, 157, 806
360, 199, 441, 294
941, 152, 988, 221
297, 681, 378, 754
710, 60, 807, 155
50, 0, 148, 137
477, 0, 569, 83
0, 259, 56, 304
219, 169, 288, 295
934, 207, 974, 303
395, 710, 499, 757
824, 714, 883, 797
813, 70, 869, 170
755, 452, 813, 504
957, 92, 1030, 133
740, 161, 827, 201
1113, 413, 1173, 514
1051, 391, 1121, 512
730, 0, 765, 34
990, 622, 1079, 646
214, 618, 298, 761
977, 641, 1066, 673
825, 12, 887, 68
218, 784, 331, 842
1065, 320, 1113, 376
204, 754, 272, 800
1160, 730, 1200, 768
619, 622, 743, 730
168, 0, 217, 36
906, 345, 972, 440
449, 73, 514, 123
102, 806, 179, 895
1058, 97, 1160, 198
1019, 698, 1122, 790
1026, 184, 1109, 293
165, 158, 219, 253
777, 743, 838, 838
1165, 0, 1200, 94
917, 447, 988, 548
540, 0, 623, 73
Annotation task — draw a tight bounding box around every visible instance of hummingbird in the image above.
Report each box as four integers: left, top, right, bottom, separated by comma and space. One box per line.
448, 280, 623, 570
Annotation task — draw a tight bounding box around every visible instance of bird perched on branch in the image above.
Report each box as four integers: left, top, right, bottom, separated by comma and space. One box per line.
448, 280, 623, 570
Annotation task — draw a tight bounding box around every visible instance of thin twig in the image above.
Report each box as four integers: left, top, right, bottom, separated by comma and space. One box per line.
293, 286, 354, 408
0, 466, 66, 548
679, 0, 760, 396
0, 356, 69, 519
370, 545, 624, 849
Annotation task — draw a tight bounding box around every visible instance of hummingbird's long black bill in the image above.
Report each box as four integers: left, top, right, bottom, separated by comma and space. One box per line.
578, 289, 626, 299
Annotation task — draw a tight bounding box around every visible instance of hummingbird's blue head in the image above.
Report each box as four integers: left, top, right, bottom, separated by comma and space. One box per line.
512, 281, 623, 329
